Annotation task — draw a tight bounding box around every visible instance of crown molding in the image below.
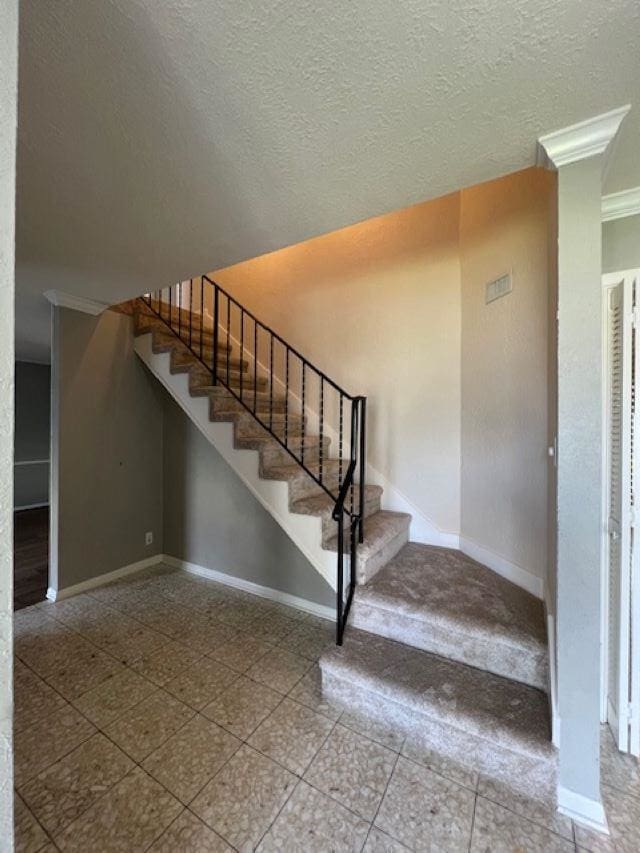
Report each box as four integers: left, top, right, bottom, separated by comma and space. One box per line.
537, 105, 631, 170
602, 186, 640, 223
44, 289, 109, 315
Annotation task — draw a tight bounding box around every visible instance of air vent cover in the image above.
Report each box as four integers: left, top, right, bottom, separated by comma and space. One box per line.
486, 273, 512, 304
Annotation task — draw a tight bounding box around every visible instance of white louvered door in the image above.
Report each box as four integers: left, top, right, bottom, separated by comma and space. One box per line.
603, 271, 638, 754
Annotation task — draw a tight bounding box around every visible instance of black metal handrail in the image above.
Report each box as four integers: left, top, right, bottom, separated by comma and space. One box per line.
141, 275, 366, 643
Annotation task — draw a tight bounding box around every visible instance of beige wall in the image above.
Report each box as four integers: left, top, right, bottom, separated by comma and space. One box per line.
1, 0, 18, 845
460, 168, 555, 583
51, 308, 164, 591
216, 193, 463, 536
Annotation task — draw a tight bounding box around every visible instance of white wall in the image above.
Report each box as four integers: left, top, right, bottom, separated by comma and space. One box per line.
215, 193, 463, 538
459, 168, 556, 587
603, 214, 640, 274
0, 0, 18, 846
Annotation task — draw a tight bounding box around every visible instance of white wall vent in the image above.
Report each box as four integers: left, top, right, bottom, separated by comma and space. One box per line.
486, 273, 512, 304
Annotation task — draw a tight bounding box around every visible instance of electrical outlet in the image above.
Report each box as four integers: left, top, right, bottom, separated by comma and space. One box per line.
145, 531, 153, 546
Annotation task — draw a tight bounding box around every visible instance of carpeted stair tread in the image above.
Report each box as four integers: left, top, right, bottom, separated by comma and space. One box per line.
320, 626, 553, 763
352, 543, 548, 689
324, 510, 411, 556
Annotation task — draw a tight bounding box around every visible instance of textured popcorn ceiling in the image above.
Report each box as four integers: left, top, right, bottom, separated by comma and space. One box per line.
15, 0, 640, 359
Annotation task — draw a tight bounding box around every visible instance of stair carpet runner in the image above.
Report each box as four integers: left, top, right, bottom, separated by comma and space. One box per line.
134, 301, 555, 800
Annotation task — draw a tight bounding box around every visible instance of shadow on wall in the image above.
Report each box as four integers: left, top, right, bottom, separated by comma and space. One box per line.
162, 391, 335, 609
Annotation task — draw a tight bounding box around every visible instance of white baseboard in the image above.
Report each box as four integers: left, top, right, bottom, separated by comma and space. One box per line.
46, 554, 163, 601
558, 786, 609, 834
459, 535, 543, 599
162, 554, 335, 622
15, 501, 49, 512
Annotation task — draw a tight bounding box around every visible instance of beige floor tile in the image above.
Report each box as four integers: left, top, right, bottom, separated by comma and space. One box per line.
477, 775, 573, 840
402, 736, 478, 790
202, 675, 282, 739
246, 647, 311, 694
90, 621, 169, 664
14, 660, 68, 734
55, 766, 182, 853
278, 620, 334, 661
71, 667, 156, 727
191, 744, 297, 851
257, 780, 369, 853
375, 757, 475, 851
175, 615, 239, 654
14, 792, 50, 853
164, 657, 238, 710
128, 641, 204, 686
43, 647, 124, 700
208, 634, 275, 674
142, 715, 241, 804
248, 697, 335, 775
14, 704, 96, 788
104, 689, 195, 762
602, 782, 640, 853
601, 727, 640, 799
16, 625, 95, 679
248, 609, 298, 643
363, 826, 412, 852
574, 821, 617, 853
304, 724, 397, 820
288, 665, 343, 721
148, 810, 234, 852
471, 797, 575, 853
341, 706, 405, 753
19, 733, 134, 838
211, 600, 265, 631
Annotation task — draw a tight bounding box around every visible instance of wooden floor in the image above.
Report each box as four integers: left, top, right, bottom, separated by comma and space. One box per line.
14, 507, 49, 610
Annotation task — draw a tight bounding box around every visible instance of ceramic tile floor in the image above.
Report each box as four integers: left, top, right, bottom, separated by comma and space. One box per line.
12, 562, 640, 852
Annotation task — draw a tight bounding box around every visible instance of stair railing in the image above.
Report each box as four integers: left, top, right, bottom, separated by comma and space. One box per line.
141, 275, 366, 644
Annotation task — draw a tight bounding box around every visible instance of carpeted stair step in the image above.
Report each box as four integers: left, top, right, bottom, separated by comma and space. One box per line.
319, 627, 554, 768
260, 458, 351, 502
324, 510, 411, 583
351, 542, 549, 690
291, 485, 384, 541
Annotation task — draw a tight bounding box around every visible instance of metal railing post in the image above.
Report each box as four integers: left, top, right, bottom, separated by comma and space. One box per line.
213, 284, 219, 386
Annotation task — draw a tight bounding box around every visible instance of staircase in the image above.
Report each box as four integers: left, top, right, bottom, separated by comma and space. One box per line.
132, 277, 556, 798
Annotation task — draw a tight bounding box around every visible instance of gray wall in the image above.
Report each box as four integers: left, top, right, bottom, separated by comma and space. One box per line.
51, 307, 164, 591
14, 361, 50, 508
602, 214, 640, 273
0, 0, 18, 844
162, 393, 334, 608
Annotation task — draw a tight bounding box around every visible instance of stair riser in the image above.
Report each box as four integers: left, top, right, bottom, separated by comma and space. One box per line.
358, 525, 410, 584
321, 670, 555, 796
260, 438, 331, 469
350, 602, 549, 691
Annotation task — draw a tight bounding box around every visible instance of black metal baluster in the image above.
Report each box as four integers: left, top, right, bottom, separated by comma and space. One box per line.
253, 321, 258, 414
336, 514, 344, 644
350, 400, 356, 519
189, 279, 193, 350
319, 377, 324, 486
359, 397, 366, 543
338, 393, 343, 497
285, 347, 289, 448
269, 333, 274, 433
199, 277, 204, 361
178, 283, 182, 341
301, 361, 306, 467
213, 284, 219, 386
240, 308, 244, 402
226, 295, 231, 387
